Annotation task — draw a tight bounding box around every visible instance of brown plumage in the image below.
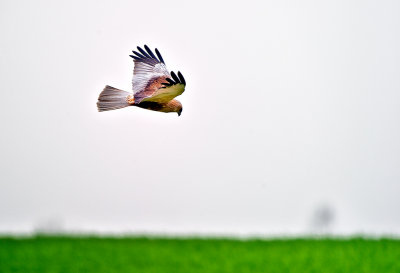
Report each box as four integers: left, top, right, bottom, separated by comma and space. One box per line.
97, 45, 186, 116
137, 100, 183, 116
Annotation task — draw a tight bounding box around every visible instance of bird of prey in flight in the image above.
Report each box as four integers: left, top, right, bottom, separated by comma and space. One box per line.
97, 45, 186, 116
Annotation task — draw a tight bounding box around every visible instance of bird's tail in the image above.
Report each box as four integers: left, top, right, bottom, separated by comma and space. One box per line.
97, 85, 132, 112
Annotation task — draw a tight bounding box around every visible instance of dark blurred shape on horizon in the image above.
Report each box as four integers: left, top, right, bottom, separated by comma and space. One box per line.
310, 204, 335, 234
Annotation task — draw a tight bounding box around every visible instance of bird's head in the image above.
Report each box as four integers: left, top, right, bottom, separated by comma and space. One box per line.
169, 100, 182, 116
160, 99, 182, 116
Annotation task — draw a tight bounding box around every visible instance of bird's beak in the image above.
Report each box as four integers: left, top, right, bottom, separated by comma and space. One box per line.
178, 112, 181, 116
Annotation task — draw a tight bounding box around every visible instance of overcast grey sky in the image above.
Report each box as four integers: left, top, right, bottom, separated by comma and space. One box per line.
1, 0, 399, 235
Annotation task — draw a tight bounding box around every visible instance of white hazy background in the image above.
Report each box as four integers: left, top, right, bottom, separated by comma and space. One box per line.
1, 0, 399, 235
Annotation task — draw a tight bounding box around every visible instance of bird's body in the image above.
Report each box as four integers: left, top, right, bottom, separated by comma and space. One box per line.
137, 100, 182, 113
97, 45, 186, 116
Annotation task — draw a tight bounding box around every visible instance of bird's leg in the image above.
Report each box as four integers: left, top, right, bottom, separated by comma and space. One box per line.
126, 94, 135, 104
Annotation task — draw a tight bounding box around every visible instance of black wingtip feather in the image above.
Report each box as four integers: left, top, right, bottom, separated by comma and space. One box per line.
137, 46, 151, 58
155, 48, 165, 64
170, 71, 180, 83
144, 45, 157, 59
177, 71, 186, 85
132, 50, 146, 59
131, 55, 142, 61
166, 78, 175, 85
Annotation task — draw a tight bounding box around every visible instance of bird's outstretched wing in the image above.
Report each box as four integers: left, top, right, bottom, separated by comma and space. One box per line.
130, 45, 186, 104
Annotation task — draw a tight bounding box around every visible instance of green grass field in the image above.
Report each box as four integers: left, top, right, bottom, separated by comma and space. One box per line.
0, 236, 399, 273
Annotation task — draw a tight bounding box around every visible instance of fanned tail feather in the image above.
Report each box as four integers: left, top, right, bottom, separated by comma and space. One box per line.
97, 85, 131, 112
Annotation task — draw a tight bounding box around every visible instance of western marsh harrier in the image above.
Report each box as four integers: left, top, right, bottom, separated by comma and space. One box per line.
97, 45, 186, 116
